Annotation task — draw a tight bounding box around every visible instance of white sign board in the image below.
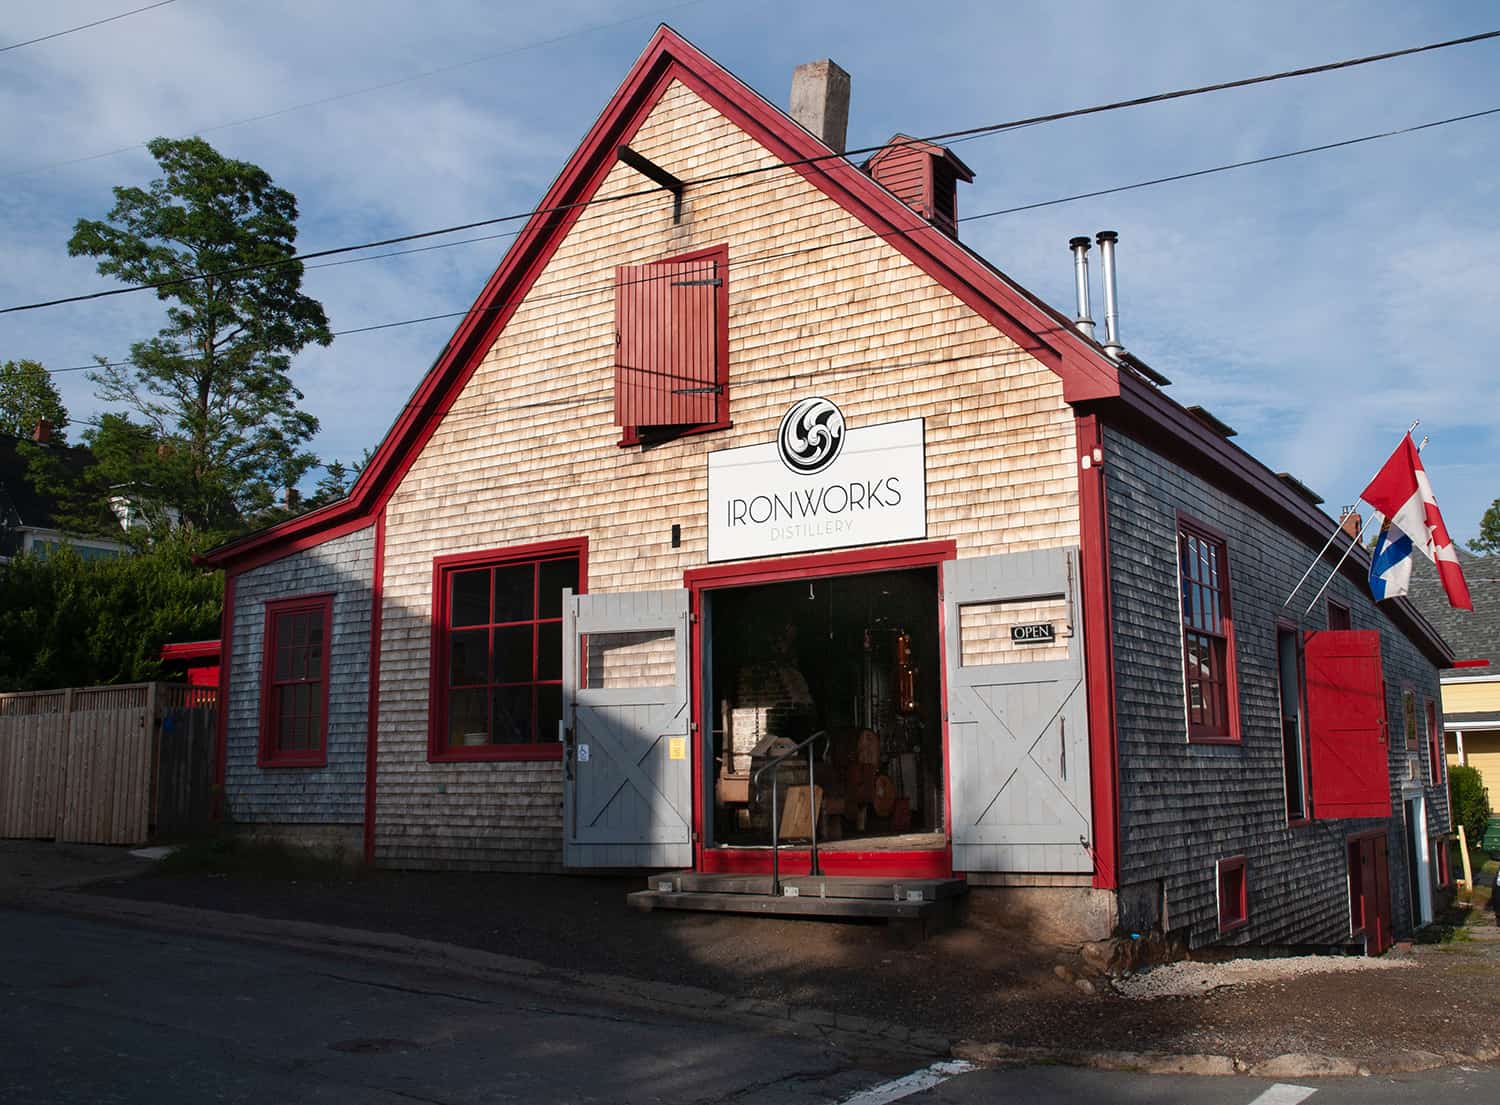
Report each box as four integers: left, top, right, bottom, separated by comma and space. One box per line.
707, 399, 926, 563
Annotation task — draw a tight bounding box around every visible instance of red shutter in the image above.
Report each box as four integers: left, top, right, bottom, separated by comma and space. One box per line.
614, 258, 719, 428
1305, 630, 1391, 819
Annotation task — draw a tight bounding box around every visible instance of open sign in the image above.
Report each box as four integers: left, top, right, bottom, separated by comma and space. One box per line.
1010, 623, 1056, 644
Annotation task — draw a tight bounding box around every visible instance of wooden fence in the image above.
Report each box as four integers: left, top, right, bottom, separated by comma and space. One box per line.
0, 683, 217, 845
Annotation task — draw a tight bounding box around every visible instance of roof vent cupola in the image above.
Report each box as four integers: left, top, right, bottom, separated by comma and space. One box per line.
864, 135, 975, 239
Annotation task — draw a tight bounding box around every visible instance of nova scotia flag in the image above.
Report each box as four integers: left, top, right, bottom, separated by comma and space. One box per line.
1368, 520, 1414, 601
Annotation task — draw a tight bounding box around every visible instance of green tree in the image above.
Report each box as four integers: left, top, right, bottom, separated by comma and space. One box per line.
67, 136, 332, 536
1471, 499, 1500, 555
0, 530, 222, 691
0, 359, 68, 440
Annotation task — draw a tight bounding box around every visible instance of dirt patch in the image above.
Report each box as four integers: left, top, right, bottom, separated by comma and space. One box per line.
83, 864, 1500, 1064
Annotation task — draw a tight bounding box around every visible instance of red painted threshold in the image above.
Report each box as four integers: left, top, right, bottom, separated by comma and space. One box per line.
698, 848, 953, 879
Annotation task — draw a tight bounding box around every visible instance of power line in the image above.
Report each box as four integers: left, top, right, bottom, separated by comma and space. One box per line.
8, 27, 1498, 316
4, 0, 707, 178
1, 0, 177, 53
40, 100, 1500, 377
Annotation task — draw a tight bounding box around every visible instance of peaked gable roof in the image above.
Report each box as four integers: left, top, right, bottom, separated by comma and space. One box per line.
201, 25, 1123, 572
190, 26, 1458, 669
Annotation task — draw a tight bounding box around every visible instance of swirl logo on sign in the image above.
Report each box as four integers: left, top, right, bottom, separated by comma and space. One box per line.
777, 397, 846, 476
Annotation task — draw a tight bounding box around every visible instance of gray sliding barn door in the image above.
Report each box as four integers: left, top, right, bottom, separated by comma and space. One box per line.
943, 549, 1092, 874
562, 589, 692, 868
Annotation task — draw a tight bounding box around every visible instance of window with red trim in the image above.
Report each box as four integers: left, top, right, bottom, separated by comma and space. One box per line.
1179, 521, 1238, 741
430, 543, 582, 762
1426, 698, 1443, 784
614, 245, 729, 443
259, 595, 333, 767
1402, 686, 1418, 750
1217, 856, 1248, 932
1327, 600, 1351, 631
1433, 836, 1451, 889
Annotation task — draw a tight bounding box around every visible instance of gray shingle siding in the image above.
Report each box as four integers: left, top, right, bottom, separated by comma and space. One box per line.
225, 524, 374, 830
1104, 426, 1448, 948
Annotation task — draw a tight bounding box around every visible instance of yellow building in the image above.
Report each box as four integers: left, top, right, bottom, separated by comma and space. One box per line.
1411, 552, 1500, 798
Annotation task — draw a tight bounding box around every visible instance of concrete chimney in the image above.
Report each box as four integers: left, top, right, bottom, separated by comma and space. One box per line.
790, 59, 850, 154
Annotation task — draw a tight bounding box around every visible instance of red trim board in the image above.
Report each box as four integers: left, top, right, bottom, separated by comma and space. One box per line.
1075, 414, 1119, 890
364, 509, 385, 866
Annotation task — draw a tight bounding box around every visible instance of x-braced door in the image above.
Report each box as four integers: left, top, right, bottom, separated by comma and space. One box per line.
943, 549, 1092, 874
562, 589, 693, 868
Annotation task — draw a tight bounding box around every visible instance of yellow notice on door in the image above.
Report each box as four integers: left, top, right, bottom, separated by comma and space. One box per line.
668, 737, 687, 761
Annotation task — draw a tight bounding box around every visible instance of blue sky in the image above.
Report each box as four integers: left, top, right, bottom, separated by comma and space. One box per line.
2, 0, 1497, 540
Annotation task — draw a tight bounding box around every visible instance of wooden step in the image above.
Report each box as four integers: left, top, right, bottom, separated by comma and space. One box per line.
647, 872, 966, 903
626, 888, 946, 920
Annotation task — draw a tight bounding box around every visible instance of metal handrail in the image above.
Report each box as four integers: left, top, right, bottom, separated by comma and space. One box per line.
752, 729, 828, 895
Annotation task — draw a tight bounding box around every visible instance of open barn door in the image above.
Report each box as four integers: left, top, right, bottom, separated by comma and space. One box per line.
562, 590, 693, 868
943, 550, 1091, 873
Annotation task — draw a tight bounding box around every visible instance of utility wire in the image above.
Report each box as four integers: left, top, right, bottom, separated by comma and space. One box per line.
1, 0, 177, 53
3, 0, 706, 177
39, 101, 1500, 377
8, 27, 1498, 315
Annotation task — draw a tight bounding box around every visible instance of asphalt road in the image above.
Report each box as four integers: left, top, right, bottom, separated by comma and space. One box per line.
3, 905, 1497, 1105
0, 908, 897, 1104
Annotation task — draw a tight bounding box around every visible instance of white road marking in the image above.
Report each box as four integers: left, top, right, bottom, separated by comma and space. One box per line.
1246, 1085, 1317, 1105
838, 1060, 977, 1105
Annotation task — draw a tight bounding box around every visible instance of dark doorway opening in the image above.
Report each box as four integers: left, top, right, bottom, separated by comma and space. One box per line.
705, 567, 943, 851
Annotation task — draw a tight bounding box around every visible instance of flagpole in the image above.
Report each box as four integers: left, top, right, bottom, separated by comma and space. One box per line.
1303, 433, 1429, 615
1281, 419, 1419, 608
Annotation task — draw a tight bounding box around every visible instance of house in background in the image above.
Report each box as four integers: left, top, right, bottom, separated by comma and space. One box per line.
0, 432, 130, 563
1410, 549, 1499, 799
199, 27, 1455, 952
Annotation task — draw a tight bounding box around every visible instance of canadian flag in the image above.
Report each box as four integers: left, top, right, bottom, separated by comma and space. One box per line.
1360, 435, 1472, 610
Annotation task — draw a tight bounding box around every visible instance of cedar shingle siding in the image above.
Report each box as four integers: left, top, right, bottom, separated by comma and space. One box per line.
225, 525, 374, 836
1105, 427, 1449, 946
372, 79, 1081, 872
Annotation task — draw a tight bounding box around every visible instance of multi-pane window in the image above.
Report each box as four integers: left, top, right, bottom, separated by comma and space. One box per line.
431, 545, 582, 761
259, 595, 332, 767
1179, 523, 1237, 741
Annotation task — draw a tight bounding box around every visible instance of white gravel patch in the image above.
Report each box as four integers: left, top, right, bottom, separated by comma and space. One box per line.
1113, 954, 1414, 1000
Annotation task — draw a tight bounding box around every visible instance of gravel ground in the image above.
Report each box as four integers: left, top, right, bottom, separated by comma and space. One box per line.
1114, 954, 1414, 1000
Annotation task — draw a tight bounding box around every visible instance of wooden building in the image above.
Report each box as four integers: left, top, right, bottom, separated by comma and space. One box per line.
202, 28, 1455, 949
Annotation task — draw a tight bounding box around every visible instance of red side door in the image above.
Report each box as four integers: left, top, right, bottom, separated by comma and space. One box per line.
1371, 835, 1393, 954
1305, 630, 1391, 819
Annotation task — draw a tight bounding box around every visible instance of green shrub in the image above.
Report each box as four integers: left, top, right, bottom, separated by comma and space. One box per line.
0, 530, 221, 690
1449, 764, 1492, 846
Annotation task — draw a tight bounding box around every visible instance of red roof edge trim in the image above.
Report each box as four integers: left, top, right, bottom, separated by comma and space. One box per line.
160, 639, 221, 662
199, 25, 1120, 571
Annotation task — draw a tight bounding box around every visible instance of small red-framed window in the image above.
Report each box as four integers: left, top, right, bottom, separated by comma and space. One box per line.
1426, 698, 1443, 784
428, 538, 586, 763
1327, 600, 1352, 631
258, 594, 333, 768
1178, 516, 1239, 743
615, 244, 730, 445
1217, 855, 1249, 932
